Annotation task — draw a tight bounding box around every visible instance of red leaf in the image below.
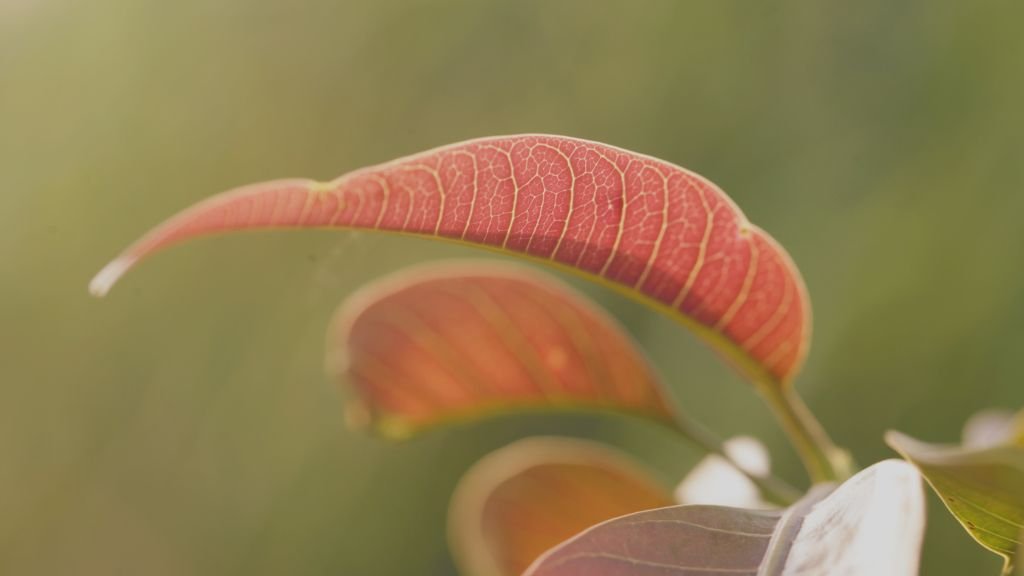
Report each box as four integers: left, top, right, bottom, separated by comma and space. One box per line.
448, 437, 674, 576
91, 135, 811, 385
328, 262, 677, 437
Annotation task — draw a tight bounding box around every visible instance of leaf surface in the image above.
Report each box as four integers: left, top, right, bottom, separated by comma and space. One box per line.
779, 460, 924, 576
328, 262, 677, 437
91, 135, 811, 385
526, 502, 786, 576
1019, 534, 1024, 576
887, 430, 1024, 573
525, 460, 924, 576
448, 437, 674, 576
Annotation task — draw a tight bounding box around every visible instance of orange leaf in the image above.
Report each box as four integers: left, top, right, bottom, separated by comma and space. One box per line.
328, 262, 676, 437
448, 437, 673, 576
91, 135, 811, 385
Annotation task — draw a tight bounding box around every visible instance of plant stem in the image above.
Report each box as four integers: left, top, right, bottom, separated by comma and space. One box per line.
665, 414, 802, 506
761, 386, 853, 484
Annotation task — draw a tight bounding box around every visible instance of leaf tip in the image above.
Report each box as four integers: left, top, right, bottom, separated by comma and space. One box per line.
883, 429, 909, 450
343, 400, 372, 431
373, 416, 415, 440
89, 256, 135, 297
884, 430, 922, 470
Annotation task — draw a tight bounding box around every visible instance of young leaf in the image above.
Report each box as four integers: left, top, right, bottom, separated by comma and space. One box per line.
525, 460, 924, 576
333, 263, 802, 503
780, 460, 925, 576
448, 437, 673, 576
328, 262, 679, 438
90, 134, 811, 386
887, 430, 1024, 574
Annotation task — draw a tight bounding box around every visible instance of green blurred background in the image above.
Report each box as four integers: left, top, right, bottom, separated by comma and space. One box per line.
2, 1, 1022, 574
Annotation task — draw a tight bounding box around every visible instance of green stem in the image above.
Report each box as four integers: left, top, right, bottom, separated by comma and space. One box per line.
761, 386, 853, 484
664, 414, 802, 506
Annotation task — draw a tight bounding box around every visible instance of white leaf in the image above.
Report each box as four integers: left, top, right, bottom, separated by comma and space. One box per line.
780, 460, 926, 576
962, 408, 1016, 448
675, 436, 774, 509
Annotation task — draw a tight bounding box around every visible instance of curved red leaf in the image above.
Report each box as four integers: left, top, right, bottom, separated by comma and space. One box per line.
91, 135, 811, 384
328, 262, 677, 437
448, 437, 673, 576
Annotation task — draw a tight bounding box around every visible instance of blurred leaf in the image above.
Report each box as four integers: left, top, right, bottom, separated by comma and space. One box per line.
447, 436, 673, 576
526, 460, 924, 575
887, 430, 1024, 574
1020, 534, 1024, 576
675, 436, 774, 509
1019, 535, 1024, 576
964, 409, 1020, 449
780, 460, 925, 576
1013, 412, 1024, 447
91, 134, 811, 387
326, 262, 678, 438
527, 502, 785, 576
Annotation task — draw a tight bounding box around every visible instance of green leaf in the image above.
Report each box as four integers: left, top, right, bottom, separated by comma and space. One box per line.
1019, 533, 1024, 576
525, 460, 925, 575
887, 430, 1024, 574
1013, 411, 1024, 447
1018, 533, 1024, 576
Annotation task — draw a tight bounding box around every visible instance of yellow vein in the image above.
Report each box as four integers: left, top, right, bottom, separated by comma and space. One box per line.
597, 152, 630, 276
715, 235, 760, 332
550, 143, 579, 260
671, 180, 719, 309
369, 175, 392, 228
742, 259, 794, 352
633, 168, 673, 290
454, 150, 480, 240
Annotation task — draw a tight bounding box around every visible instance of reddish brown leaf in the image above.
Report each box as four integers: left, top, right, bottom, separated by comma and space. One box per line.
328, 262, 677, 437
448, 437, 674, 576
91, 135, 811, 385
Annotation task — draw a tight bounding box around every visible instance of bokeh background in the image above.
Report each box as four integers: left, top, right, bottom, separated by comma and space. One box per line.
3, 1, 1022, 574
